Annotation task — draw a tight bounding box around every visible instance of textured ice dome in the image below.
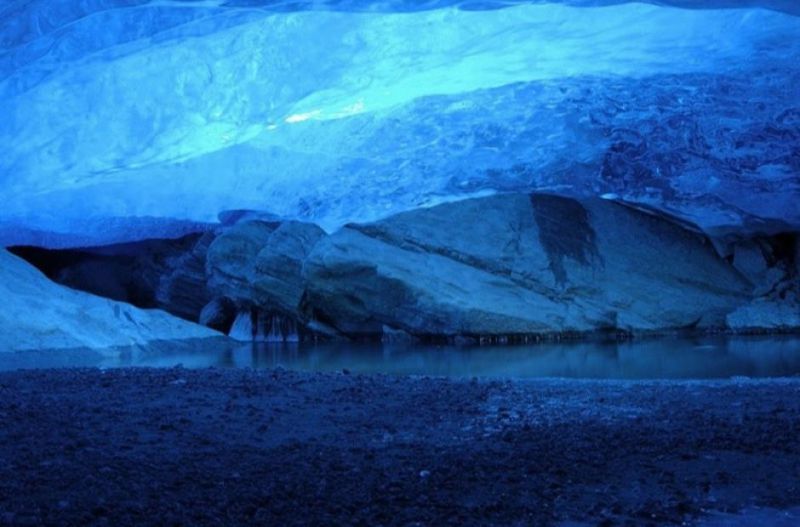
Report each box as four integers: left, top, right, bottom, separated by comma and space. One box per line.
1, 0, 798, 244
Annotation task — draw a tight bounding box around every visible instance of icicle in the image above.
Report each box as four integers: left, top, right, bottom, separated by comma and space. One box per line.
283, 317, 300, 343
266, 315, 283, 342
254, 311, 269, 342
228, 310, 254, 341
229, 310, 300, 343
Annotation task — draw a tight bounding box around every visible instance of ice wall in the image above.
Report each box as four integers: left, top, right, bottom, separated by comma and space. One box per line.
1, 0, 798, 242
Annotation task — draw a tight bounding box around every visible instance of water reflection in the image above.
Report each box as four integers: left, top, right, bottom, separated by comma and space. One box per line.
107, 335, 800, 380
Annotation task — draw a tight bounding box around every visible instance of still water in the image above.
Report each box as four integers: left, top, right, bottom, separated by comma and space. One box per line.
3, 335, 800, 380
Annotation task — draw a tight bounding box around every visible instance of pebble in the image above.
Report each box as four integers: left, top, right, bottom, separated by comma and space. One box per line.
0, 368, 797, 526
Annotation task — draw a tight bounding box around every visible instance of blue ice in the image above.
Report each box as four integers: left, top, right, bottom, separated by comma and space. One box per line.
1, 0, 798, 243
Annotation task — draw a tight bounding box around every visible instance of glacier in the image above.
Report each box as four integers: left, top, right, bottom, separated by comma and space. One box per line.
1, 0, 799, 242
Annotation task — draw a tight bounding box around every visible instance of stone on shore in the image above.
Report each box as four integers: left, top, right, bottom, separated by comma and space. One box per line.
724, 232, 800, 331
206, 218, 326, 321
303, 192, 753, 339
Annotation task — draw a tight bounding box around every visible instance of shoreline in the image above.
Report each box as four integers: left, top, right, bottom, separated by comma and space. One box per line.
1, 367, 799, 525
368, 325, 800, 346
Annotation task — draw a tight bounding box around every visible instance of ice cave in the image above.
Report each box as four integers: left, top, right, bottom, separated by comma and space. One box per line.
0, 1, 799, 525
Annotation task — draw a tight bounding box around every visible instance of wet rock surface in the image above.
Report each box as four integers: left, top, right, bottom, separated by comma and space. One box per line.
206, 219, 326, 322
721, 232, 800, 331
204, 217, 328, 341
198, 297, 238, 334
8, 195, 799, 342
0, 368, 798, 526
303, 192, 752, 339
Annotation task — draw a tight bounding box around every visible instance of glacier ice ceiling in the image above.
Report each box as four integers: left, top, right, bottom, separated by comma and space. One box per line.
1, 0, 799, 242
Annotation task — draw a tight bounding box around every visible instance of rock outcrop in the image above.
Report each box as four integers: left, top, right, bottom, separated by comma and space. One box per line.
198, 297, 238, 333
155, 232, 216, 321
303, 192, 754, 340
0, 250, 221, 353
206, 219, 326, 340
8, 194, 797, 346
11, 216, 329, 341
722, 232, 800, 331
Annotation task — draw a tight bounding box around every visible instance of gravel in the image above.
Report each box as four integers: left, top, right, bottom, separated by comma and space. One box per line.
0, 367, 799, 526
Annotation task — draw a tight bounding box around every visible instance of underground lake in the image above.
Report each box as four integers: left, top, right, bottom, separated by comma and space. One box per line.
2, 335, 800, 380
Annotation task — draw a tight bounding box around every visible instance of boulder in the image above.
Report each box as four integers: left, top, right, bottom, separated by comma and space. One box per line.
11, 216, 329, 341
303, 193, 753, 340
206, 218, 326, 321
725, 232, 800, 330
0, 250, 221, 353
732, 240, 770, 282
155, 232, 216, 320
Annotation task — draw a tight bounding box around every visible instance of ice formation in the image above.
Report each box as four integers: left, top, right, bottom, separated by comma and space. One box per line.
1, 0, 798, 242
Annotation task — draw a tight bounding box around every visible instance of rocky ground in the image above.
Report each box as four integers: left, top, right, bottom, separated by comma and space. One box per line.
0, 368, 799, 526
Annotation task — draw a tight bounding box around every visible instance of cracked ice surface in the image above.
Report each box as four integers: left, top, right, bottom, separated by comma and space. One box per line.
0, 1, 798, 243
